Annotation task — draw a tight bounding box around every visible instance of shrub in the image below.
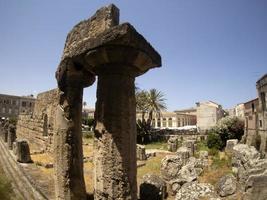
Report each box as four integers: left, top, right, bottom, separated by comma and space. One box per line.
207, 132, 223, 150
207, 116, 244, 150
216, 116, 244, 146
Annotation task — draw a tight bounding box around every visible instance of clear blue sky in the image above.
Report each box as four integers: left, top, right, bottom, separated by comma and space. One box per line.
0, 0, 266, 111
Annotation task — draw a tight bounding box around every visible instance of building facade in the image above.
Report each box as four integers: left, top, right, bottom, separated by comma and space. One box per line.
257, 74, 267, 154
136, 111, 196, 130
242, 74, 267, 156
235, 103, 245, 118
0, 93, 35, 119
243, 98, 259, 147
196, 101, 225, 132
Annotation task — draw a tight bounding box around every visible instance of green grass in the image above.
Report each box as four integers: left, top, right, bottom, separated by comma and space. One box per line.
137, 154, 166, 184
145, 141, 168, 150
196, 141, 209, 152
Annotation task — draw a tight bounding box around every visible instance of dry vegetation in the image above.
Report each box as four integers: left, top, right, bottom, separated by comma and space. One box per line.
199, 152, 232, 186
30, 138, 235, 199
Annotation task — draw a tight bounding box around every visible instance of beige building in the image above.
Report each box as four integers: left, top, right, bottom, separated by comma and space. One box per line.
235, 103, 245, 118
0, 93, 35, 119
196, 101, 225, 132
136, 111, 196, 130
242, 74, 267, 156
243, 98, 259, 147
82, 107, 95, 119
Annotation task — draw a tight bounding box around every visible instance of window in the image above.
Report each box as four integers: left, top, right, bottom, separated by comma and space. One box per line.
259, 120, 262, 128
12, 100, 16, 105
152, 119, 155, 127
252, 103, 255, 113
22, 101, 26, 107
162, 118, 167, 127
157, 118, 161, 127
168, 118, 172, 127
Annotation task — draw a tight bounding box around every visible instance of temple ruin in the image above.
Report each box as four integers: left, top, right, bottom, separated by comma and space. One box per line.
54, 4, 161, 200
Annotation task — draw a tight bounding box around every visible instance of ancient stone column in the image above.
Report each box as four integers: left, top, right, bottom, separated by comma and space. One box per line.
7, 124, 16, 150
137, 144, 147, 161
84, 23, 161, 199
54, 62, 95, 200
3, 121, 9, 142
54, 5, 119, 200
16, 139, 32, 163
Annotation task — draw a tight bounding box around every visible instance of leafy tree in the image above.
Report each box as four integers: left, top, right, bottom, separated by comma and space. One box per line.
207, 132, 224, 150
207, 116, 244, 150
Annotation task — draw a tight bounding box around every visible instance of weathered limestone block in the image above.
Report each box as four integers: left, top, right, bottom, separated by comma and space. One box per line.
182, 140, 195, 156
199, 150, 208, 160
232, 144, 260, 184
216, 174, 237, 197
16, 140, 32, 163
139, 174, 166, 200
137, 144, 147, 160
225, 139, 238, 153
168, 136, 178, 152
175, 163, 198, 184
7, 124, 16, 150
176, 147, 190, 165
161, 155, 184, 181
175, 182, 217, 200
199, 150, 209, 167
243, 171, 267, 200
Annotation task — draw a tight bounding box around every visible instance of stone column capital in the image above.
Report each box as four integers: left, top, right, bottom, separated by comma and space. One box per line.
83, 23, 161, 77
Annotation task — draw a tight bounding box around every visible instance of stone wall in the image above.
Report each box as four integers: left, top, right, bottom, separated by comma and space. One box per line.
257, 74, 267, 155
16, 88, 60, 152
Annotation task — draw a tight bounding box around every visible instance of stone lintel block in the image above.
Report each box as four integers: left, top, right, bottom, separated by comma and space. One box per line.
84, 23, 161, 76
62, 4, 120, 60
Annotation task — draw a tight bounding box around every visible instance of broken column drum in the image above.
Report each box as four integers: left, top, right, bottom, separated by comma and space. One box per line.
16, 140, 32, 163
7, 124, 16, 150
54, 4, 161, 200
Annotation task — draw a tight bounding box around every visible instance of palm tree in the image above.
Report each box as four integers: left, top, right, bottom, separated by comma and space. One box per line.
83, 101, 87, 109
146, 88, 167, 125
